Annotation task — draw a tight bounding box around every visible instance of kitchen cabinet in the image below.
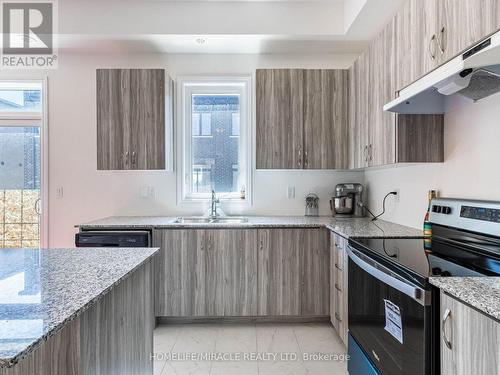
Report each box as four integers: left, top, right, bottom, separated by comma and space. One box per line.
153, 229, 258, 317
205, 229, 258, 316
154, 227, 329, 319
97, 68, 168, 170
437, 0, 499, 65
300, 228, 330, 315
256, 69, 349, 170
348, 11, 444, 169
256, 69, 304, 169
396, 0, 500, 92
330, 233, 348, 346
440, 292, 500, 375
303, 70, 349, 169
153, 229, 205, 317
258, 228, 330, 316
257, 228, 302, 316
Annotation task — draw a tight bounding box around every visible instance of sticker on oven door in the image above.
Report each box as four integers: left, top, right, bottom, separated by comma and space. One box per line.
383, 299, 403, 344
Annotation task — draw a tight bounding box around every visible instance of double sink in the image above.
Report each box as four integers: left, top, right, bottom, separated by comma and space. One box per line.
174, 216, 249, 224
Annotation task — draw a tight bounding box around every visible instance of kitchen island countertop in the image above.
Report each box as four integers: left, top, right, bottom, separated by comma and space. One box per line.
0, 247, 158, 368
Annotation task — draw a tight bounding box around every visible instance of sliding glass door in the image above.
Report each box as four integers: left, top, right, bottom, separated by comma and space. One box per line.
0, 82, 45, 249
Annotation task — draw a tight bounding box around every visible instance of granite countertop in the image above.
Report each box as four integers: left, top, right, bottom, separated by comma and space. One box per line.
77, 215, 423, 239
0, 247, 158, 368
429, 277, 500, 321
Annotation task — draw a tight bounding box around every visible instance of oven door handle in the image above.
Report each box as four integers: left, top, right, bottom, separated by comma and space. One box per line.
347, 246, 429, 306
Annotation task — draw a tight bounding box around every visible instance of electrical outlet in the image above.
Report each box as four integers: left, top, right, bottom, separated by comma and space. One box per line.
393, 189, 400, 202
56, 187, 64, 199
287, 186, 295, 199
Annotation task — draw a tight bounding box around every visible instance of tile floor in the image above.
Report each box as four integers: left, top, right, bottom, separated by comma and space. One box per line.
153, 323, 349, 375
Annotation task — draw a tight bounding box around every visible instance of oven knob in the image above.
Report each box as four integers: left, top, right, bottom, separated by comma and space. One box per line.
432, 205, 439, 213
441, 271, 452, 277
442, 206, 452, 215
432, 267, 442, 275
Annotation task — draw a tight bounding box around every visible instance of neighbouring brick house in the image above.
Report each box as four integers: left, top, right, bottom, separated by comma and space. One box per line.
191, 95, 240, 194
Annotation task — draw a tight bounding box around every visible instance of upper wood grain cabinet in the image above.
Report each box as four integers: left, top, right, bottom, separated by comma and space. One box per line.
349, 11, 444, 169
97, 68, 167, 170
440, 292, 500, 375
256, 69, 349, 170
303, 70, 349, 169
256, 69, 304, 169
396, 0, 500, 91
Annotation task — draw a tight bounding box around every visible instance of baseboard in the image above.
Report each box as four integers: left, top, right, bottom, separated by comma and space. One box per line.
156, 315, 330, 325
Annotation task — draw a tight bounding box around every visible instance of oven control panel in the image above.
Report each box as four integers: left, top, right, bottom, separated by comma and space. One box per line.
432, 205, 452, 215
460, 205, 500, 223
429, 198, 500, 237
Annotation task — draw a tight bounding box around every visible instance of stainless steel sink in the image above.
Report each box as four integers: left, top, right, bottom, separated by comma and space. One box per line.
173, 216, 248, 224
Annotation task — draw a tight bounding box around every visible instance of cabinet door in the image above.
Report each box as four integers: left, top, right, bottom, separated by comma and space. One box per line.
369, 23, 396, 167
153, 229, 206, 317
256, 69, 304, 169
303, 70, 349, 169
97, 69, 131, 170
301, 228, 330, 316
130, 69, 165, 170
257, 229, 302, 316
438, 0, 499, 65
395, 0, 439, 91
441, 292, 500, 375
205, 230, 258, 316
348, 54, 370, 169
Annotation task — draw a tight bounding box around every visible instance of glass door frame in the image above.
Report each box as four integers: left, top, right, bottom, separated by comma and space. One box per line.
0, 78, 48, 248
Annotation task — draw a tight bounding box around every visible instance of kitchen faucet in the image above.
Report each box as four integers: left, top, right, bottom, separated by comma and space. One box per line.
210, 190, 220, 219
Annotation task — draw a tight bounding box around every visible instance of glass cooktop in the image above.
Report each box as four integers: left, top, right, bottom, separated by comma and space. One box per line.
350, 228, 500, 286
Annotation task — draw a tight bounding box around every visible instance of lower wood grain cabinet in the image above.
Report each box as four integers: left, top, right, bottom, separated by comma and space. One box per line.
153, 229, 258, 317
330, 232, 348, 346
153, 228, 330, 318
258, 228, 330, 316
440, 292, 500, 375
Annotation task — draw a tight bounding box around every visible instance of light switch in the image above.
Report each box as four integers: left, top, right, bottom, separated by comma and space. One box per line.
56, 187, 64, 199
287, 186, 295, 199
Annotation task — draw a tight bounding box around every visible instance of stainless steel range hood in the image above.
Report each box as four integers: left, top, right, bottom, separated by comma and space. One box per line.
384, 30, 500, 114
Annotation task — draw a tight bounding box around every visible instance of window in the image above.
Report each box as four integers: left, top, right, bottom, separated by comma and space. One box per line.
177, 77, 251, 203
0, 81, 46, 249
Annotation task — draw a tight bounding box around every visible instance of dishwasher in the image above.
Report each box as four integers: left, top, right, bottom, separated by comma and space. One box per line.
75, 230, 152, 248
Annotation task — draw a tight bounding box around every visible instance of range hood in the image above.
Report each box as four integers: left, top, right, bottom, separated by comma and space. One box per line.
384, 30, 500, 114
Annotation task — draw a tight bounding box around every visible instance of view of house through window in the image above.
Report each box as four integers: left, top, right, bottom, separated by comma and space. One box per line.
0, 83, 43, 248
190, 94, 242, 195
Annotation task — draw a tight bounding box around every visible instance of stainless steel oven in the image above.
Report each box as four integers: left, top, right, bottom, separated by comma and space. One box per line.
346, 198, 500, 375
347, 245, 437, 375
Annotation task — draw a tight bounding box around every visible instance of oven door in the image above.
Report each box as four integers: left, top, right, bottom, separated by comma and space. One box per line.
347, 246, 435, 375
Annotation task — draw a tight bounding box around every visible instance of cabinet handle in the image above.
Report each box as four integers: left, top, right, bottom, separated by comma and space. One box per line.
428, 34, 437, 60
442, 308, 452, 350
437, 26, 446, 54
124, 151, 129, 167
131, 151, 137, 166
298, 147, 302, 168
335, 263, 342, 271
304, 150, 309, 168
335, 283, 342, 292
364, 145, 368, 163
335, 312, 342, 322
369, 144, 373, 163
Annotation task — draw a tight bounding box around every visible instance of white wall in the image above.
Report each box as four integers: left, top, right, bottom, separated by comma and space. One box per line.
1, 51, 362, 247
364, 93, 500, 229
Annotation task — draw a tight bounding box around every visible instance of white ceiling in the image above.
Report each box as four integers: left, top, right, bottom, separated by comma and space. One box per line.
58, 0, 405, 54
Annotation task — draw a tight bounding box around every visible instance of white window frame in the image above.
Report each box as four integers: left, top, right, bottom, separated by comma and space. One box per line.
176, 76, 252, 206
0, 78, 48, 248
